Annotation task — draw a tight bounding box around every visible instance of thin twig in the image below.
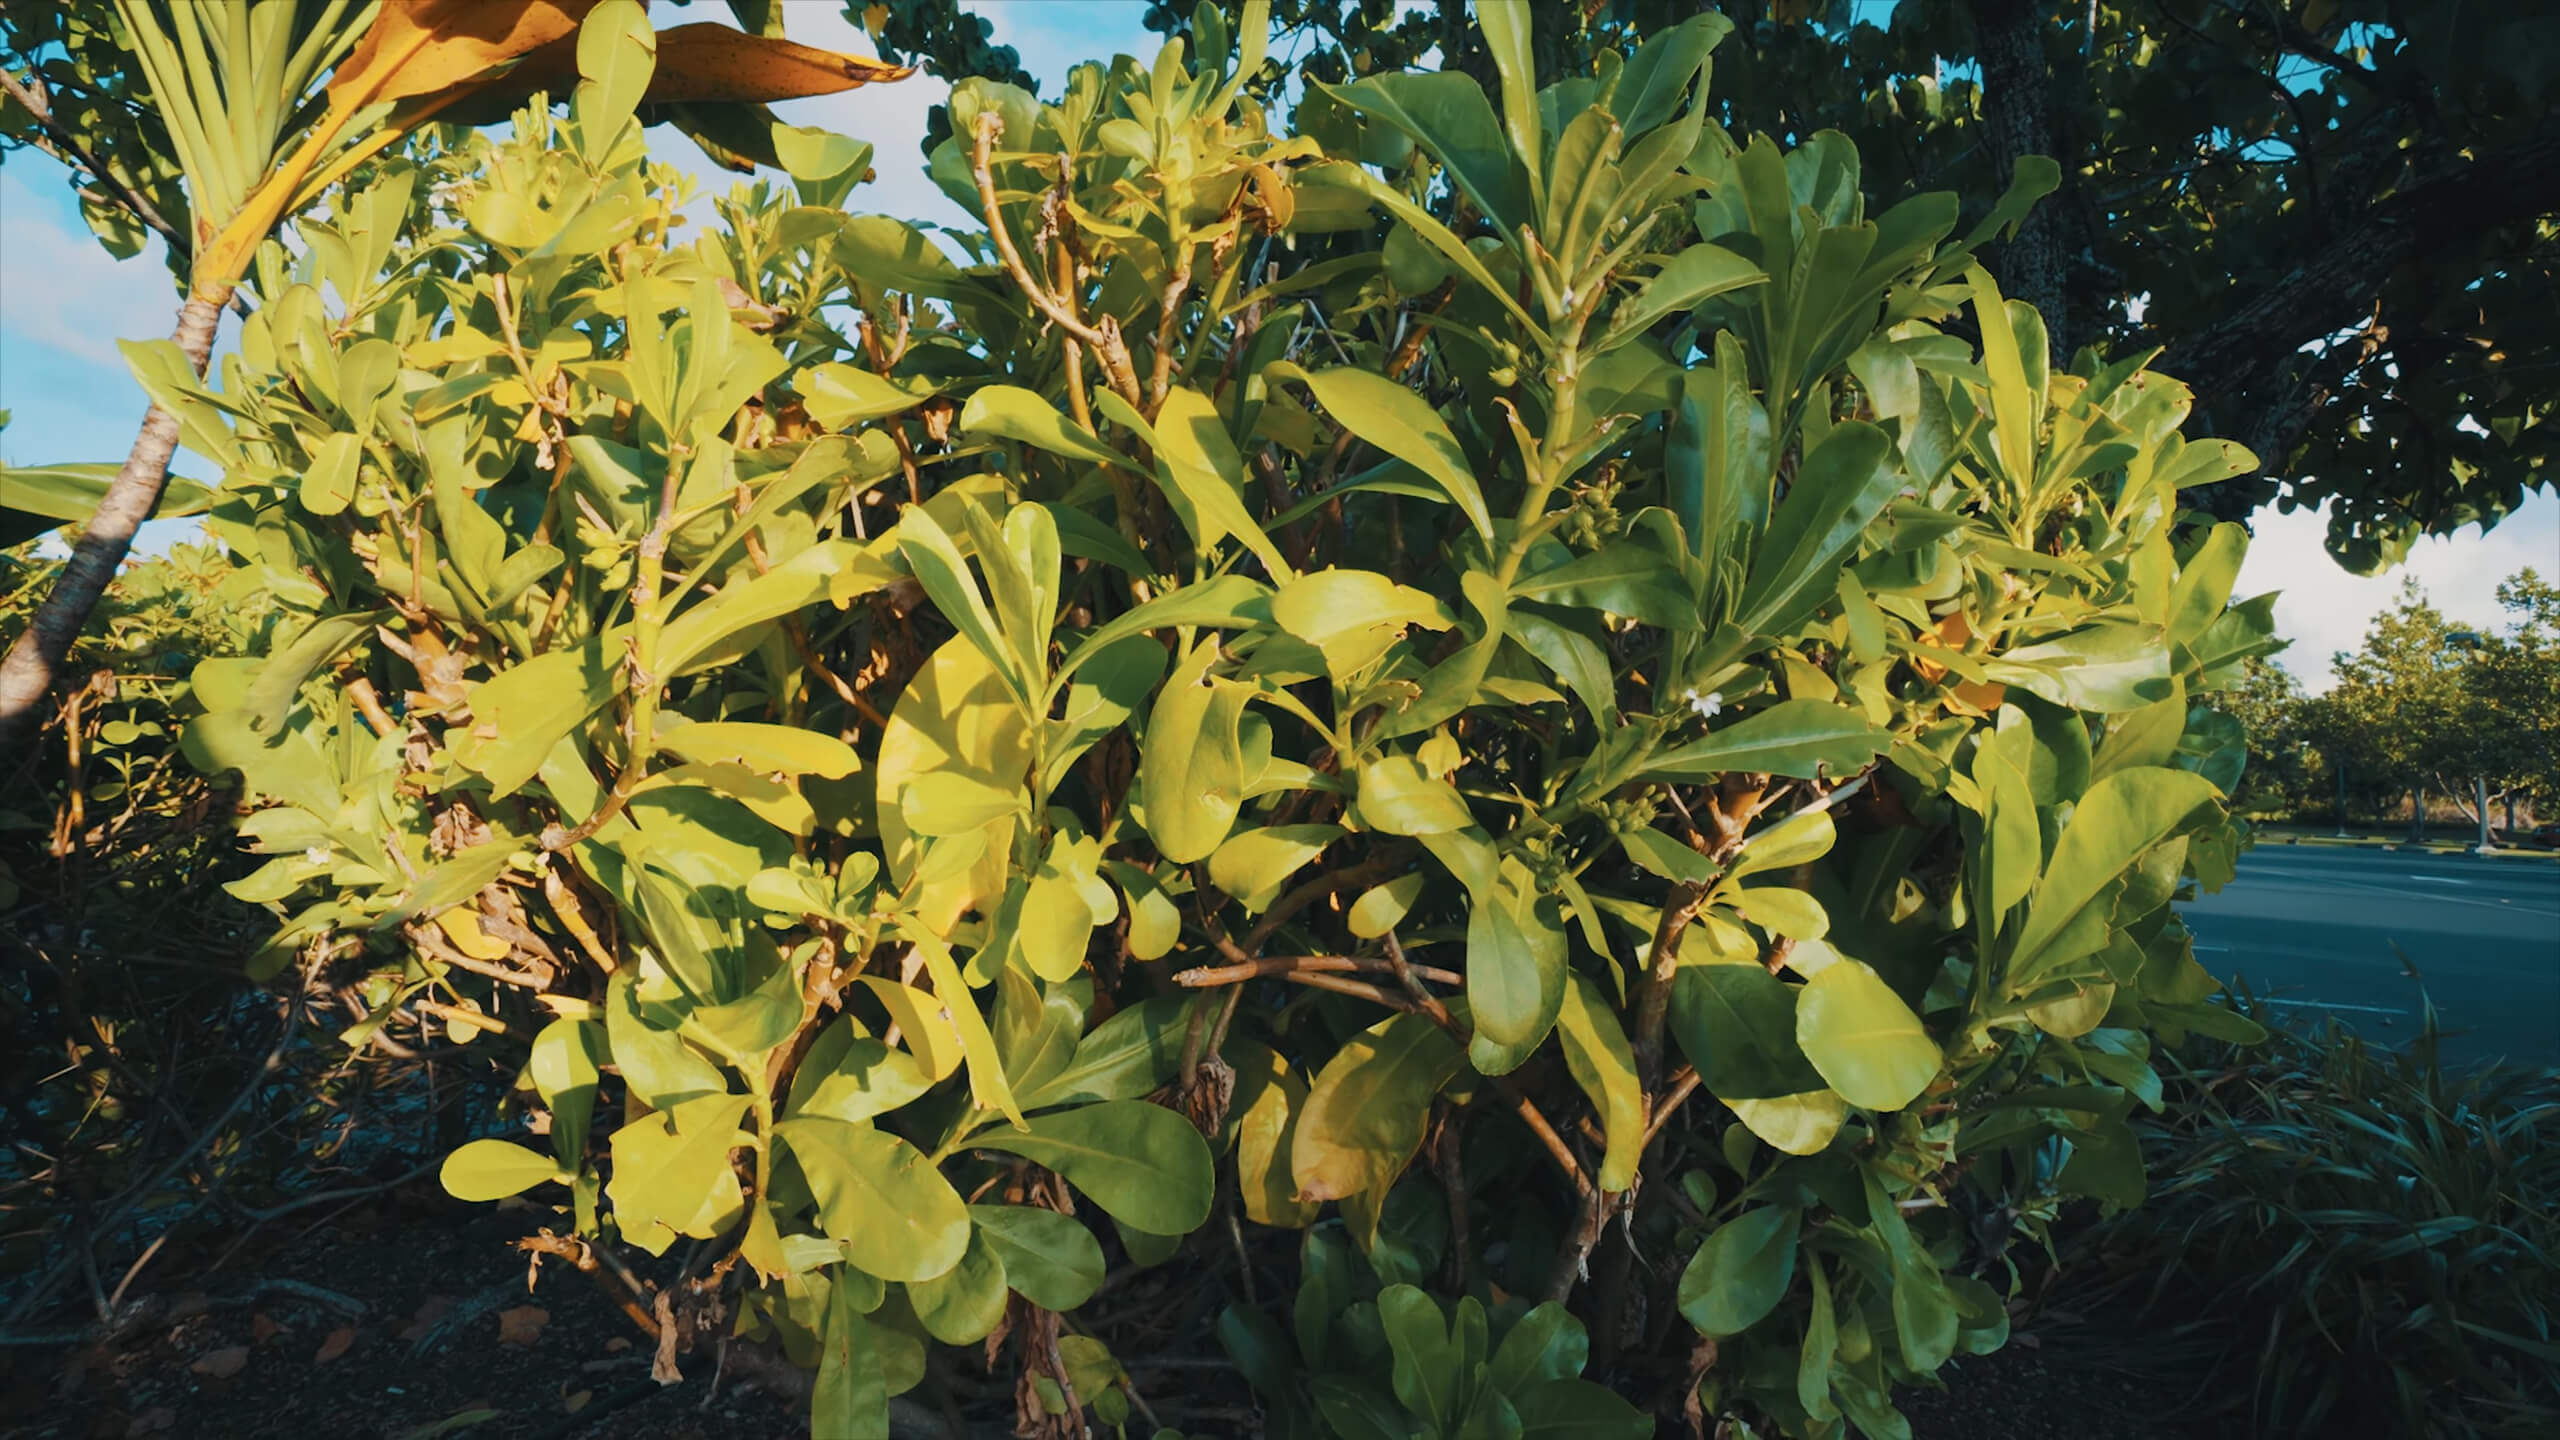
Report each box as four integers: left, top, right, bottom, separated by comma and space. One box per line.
969, 112, 1140, 409
0, 62, 190, 261
1171, 953, 1462, 989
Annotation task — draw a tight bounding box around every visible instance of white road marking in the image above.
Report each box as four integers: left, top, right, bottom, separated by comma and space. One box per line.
2193, 944, 2228, 952
2409, 875, 2474, 886
2253, 998, 2411, 1017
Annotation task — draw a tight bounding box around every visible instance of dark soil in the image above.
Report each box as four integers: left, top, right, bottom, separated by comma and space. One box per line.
2, 1195, 805, 1440
1903, 1340, 2212, 1440
5, 1192, 2210, 1440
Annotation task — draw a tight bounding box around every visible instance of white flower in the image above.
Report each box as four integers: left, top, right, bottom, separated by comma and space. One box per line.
304, 845, 332, 865
1681, 688, 1723, 720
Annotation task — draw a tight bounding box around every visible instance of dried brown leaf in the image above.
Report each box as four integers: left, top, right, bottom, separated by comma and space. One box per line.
496, 1305, 550, 1347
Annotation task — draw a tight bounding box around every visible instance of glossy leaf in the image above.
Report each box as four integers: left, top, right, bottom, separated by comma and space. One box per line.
1677, 1205, 1800, 1337
972, 1100, 1215, 1236
780, 1118, 971, 1284
1292, 1012, 1465, 1203
1795, 960, 1940, 1112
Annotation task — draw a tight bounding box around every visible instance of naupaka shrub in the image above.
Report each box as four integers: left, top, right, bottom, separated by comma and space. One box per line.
167, 3, 2278, 1434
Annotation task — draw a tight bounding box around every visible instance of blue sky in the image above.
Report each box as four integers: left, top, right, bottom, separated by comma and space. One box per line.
4, 0, 2551, 690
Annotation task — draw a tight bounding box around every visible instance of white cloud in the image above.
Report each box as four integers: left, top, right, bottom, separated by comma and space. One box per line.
0, 168, 188, 369
2236, 492, 2560, 692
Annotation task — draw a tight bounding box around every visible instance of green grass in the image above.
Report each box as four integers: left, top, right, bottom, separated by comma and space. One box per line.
2082, 1000, 2560, 1437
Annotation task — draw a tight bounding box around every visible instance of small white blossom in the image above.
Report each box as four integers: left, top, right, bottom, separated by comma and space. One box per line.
1681, 688, 1723, 720
304, 846, 332, 865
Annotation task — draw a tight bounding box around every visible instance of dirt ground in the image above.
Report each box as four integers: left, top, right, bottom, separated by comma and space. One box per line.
4, 1191, 2203, 1440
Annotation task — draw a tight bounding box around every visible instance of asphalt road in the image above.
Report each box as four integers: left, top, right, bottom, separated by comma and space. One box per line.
2178, 844, 2560, 1068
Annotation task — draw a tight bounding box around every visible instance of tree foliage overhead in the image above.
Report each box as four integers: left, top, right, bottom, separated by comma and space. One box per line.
1070, 0, 2560, 575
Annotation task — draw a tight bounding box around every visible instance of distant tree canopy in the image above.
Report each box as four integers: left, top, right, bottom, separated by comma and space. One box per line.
862, 0, 2560, 574
2292, 571, 2560, 831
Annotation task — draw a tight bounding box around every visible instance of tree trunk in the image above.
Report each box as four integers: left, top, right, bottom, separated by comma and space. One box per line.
2409, 783, 2425, 842
1971, 0, 2069, 364
0, 296, 223, 754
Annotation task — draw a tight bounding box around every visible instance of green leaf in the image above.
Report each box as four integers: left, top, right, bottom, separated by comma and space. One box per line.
1467, 873, 1564, 1054
2008, 768, 2221, 985
573, 0, 655, 140
1111, 385, 1294, 580
814, 1275, 890, 1440
1230, 1043, 1319, 1228
1670, 964, 1827, 1100
1677, 1205, 1800, 1337
1347, 872, 1424, 939
607, 1093, 752, 1254
1265, 363, 1494, 542
786, 1018, 933, 1126
1644, 700, 1891, 781
1734, 885, 1828, 940
1379, 1286, 1471, 1431
961, 383, 1128, 470
1138, 638, 1250, 864
970, 1203, 1106, 1310
896, 503, 1026, 703
656, 721, 860, 777
1019, 993, 1194, 1110
1794, 960, 1939, 1111
1056, 574, 1269, 689
439, 1139, 563, 1202
1357, 754, 1473, 836
1989, 622, 2175, 714
1512, 543, 1696, 628
1554, 977, 1642, 1191
1730, 1089, 1846, 1155
0, 461, 201, 547
1726, 807, 1838, 883
300, 432, 361, 515
1609, 12, 1732, 135
779, 1118, 972, 1284
972, 1100, 1215, 1236
659, 539, 896, 676
449, 639, 619, 798
2166, 522, 2248, 650
1269, 566, 1456, 682
1209, 824, 1344, 914
1292, 1011, 1465, 1203
1514, 1380, 1651, 1437
1609, 244, 1764, 342
1476, 0, 1540, 189
907, 1225, 1008, 1344
1321, 72, 1528, 230
1296, 163, 1549, 342
802, 362, 938, 429
244, 611, 380, 735
1727, 420, 1900, 648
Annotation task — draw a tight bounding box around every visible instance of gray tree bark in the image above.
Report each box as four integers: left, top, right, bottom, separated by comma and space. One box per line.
0, 295, 223, 754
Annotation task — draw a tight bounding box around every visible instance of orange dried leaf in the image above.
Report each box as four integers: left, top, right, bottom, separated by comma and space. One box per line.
315, 1326, 357, 1364
639, 24, 913, 104
190, 1346, 249, 1379
496, 1305, 550, 1347
328, 1, 594, 112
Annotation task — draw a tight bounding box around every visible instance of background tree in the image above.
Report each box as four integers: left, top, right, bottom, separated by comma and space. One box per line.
2470, 569, 2560, 830
2220, 654, 2328, 821
860, 0, 2560, 571
2311, 578, 2471, 838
